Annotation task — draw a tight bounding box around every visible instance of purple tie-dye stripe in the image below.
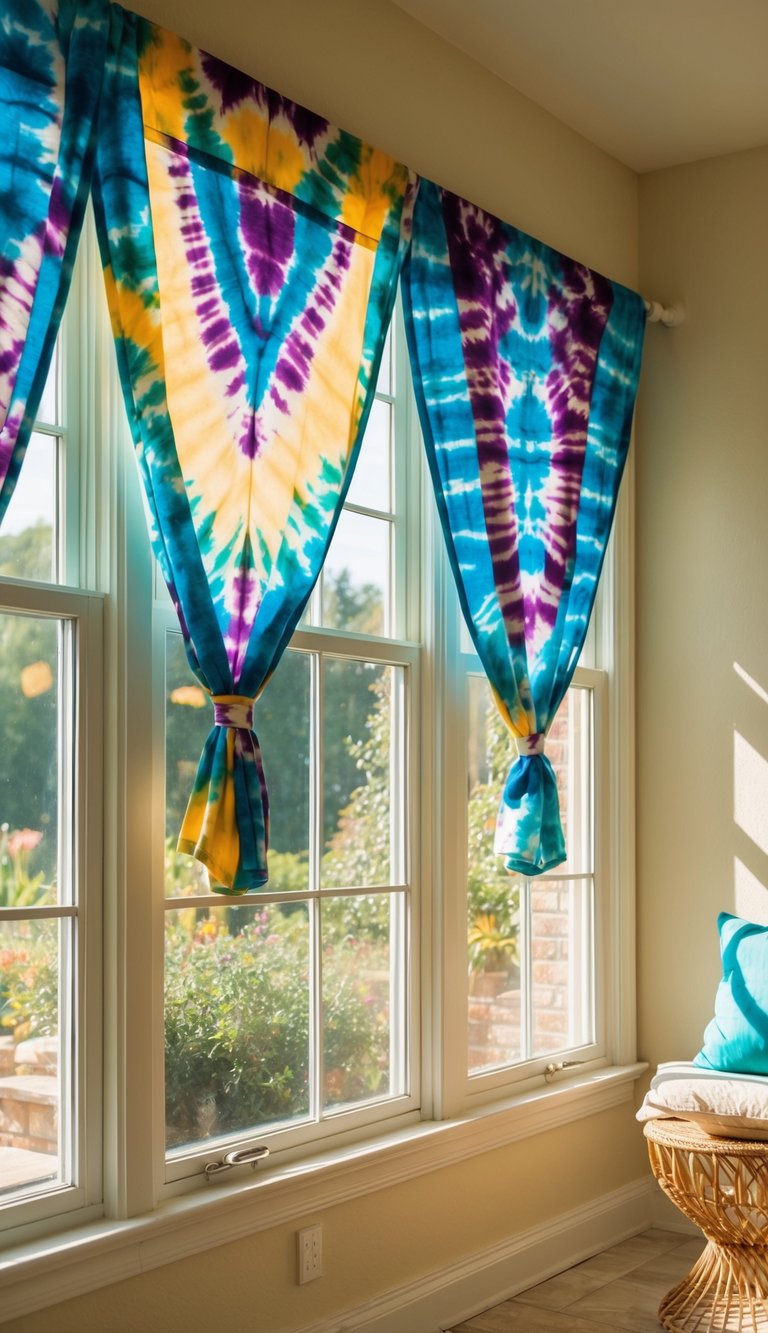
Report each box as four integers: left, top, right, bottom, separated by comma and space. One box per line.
536, 259, 611, 628
43, 176, 69, 259
239, 180, 294, 298
268, 233, 352, 413
200, 50, 329, 150
441, 192, 525, 643
225, 554, 260, 681
213, 697, 254, 729
441, 192, 612, 647
166, 150, 253, 445
0, 224, 46, 433
167, 146, 354, 463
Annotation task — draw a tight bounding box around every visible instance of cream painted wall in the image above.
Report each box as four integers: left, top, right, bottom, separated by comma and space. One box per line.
8, 1107, 643, 1333
637, 146, 768, 1065
5, 4, 649, 1331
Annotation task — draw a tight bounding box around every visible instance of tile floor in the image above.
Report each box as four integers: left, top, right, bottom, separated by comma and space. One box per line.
446, 1228, 703, 1332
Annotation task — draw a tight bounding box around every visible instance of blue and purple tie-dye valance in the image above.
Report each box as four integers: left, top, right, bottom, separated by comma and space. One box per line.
403, 180, 645, 875
0, 0, 109, 523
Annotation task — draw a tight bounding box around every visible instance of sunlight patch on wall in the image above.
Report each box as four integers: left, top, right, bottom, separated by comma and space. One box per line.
734, 661, 768, 708
734, 731, 768, 858
734, 856, 768, 926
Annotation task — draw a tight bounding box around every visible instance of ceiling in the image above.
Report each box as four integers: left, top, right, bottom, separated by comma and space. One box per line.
392, 0, 768, 172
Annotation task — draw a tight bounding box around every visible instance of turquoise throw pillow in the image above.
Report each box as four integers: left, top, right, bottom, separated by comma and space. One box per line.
694, 912, 768, 1074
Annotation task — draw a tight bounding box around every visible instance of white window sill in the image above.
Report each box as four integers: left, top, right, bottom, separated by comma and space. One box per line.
0, 1063, 646, 1325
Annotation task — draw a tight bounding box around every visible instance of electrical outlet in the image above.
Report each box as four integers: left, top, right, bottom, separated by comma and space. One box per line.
298, 1224, 323, 1284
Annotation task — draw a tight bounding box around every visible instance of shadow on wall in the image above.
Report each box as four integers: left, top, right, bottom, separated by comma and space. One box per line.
733, 662, 768, 926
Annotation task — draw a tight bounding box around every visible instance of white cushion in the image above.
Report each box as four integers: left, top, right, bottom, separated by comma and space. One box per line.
637, 1063, 768, 1141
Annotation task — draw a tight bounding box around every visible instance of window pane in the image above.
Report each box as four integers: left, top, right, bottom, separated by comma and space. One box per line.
0, 433, 57, 583
322, 660, 394, 889
321, 511, 390, 636
467, 845, 521, 1076
550, 687, 593, 876
466, 677, 596, 1074
164, 633, 210, 896
35, 349, 59, 427
346, 398, 391, 513
256, 651, 311, 892
467, 675, 521, 1072
531, 879, 594, 1057
165, 902, 310, 1152
164, 638, 311, 896
0, 918, 61, 1198
0, 613, 59, 906
322, 893, 406, 1111
377, 324, 393, 397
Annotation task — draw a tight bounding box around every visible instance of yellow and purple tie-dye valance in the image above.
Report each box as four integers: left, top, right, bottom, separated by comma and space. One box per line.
91, 7, 415, 890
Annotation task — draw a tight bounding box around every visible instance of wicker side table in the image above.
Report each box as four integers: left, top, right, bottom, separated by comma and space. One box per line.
644, 1118, 768, 1332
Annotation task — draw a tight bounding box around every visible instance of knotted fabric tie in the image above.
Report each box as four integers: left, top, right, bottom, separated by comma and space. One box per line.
514, 733, 546, 758
212, 694, 255, 730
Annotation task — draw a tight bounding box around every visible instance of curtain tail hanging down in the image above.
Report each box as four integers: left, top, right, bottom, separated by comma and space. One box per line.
402, 180, 645, 877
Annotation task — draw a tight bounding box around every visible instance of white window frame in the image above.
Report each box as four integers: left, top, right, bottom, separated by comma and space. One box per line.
154, 624, 423, 1193
424, 431, 638, 1120
141, 300, 426, 1192
443, 662, 606, 1111
0, 581, 103, 1240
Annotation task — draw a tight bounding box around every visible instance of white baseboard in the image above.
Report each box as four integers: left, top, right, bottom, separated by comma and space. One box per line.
299, 1175, 663, 1333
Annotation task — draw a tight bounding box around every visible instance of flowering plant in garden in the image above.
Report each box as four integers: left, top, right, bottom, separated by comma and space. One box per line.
466, 700, 521, 977
0, 825, 49, 908
467, 910, 519, 975
0, 936, 58, 1042
164, 903, 390, 1147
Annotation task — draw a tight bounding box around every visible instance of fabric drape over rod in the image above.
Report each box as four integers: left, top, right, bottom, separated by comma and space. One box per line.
1, 0, 648, 892
0, 0, 109, 524
92, 7, 415, 891
402, 180, 645, 876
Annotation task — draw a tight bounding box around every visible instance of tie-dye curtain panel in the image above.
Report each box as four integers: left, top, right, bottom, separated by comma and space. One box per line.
0, 0, 109, 523
403, 180, 645, 876
92, 7, 414, 892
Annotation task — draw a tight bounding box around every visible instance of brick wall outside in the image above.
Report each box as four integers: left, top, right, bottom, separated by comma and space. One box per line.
469, 697, 573, 1071
532, 697, 572, 1053
0, 1037, 57, 1158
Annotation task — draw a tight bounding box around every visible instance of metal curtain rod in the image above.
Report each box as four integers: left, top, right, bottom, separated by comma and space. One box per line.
644, 299, 684, 326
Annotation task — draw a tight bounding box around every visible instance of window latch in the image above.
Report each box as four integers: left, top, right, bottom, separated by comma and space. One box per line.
204, 1145, 270, 1179
544, 1060, 584, 1083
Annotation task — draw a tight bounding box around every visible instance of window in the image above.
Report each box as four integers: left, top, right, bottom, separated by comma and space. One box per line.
0, 218, 636, 1246
464, 678, 598, 1078
154, 313, 422, 1184
431, 484, 627, 1116
0, 326, 102, 1232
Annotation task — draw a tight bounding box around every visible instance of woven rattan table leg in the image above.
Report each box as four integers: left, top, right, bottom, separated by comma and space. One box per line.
657, 1240, 768, 1332
644, 1119, 768, 1333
